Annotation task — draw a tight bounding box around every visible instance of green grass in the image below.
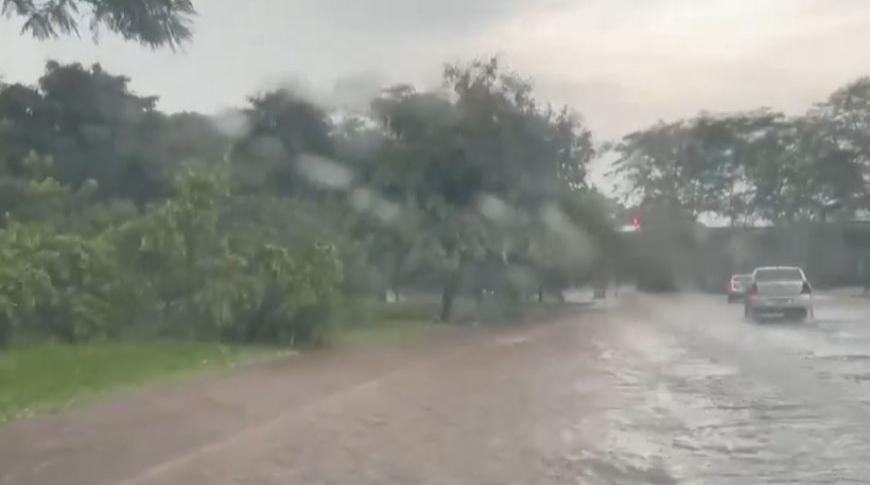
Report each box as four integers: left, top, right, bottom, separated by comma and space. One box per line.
0, 342, 285, 424
332, 319, 439, 347
0, 297, 579, 425
332, 296, 582, 347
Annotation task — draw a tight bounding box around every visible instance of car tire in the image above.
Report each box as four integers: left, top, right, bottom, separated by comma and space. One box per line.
784, 309, 807, 322
747, 308, 764, 323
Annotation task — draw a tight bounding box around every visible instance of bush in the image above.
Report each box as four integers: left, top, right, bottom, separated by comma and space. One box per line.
186, 242, 343, 345
112, 170, 344, 345
0, 170, 346, 348
0, 223, 131, 344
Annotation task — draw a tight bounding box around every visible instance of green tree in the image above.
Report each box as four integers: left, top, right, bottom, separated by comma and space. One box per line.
741, 115, 862, 224
612, 108, 864, 225
612, 117, 733, 220
2, 0, 195, 48
372, 58, 596, 320
0, 61, 175, 203
230, 89, 337, 196
116, 167, 344, 344
0, 221, 129, 345
813, 77, 870, 213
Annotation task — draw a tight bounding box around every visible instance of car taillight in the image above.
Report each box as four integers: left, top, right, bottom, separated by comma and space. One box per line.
730, 281, 737, 292
801, 282, 812, 295
749, 283, 758, 297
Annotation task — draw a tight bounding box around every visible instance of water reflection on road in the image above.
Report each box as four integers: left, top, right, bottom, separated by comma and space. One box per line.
6, 290, 870, 485
577, 291, 870, 484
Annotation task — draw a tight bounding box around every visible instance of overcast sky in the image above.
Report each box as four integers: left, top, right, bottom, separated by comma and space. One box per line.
2, 0, 870, 140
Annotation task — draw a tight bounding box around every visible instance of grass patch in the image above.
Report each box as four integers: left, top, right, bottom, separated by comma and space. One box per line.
332, 319, 438, 347
333, 295, 583, 348
0, 341, 285, 424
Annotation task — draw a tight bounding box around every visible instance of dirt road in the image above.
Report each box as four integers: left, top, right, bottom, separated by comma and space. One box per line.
0, 306, 613, 485
4, 292, 870, 484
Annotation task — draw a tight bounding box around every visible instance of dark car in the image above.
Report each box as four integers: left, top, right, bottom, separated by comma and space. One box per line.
727, 274, 753, 303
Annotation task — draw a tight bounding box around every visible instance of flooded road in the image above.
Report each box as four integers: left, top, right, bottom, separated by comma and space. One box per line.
3, 291, 870, 484
573, 291, 870, 484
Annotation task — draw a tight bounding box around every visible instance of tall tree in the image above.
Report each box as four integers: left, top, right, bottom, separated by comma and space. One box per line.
0, 83, 49, 176
372, 58, 596, 320
613, 108, 864, 225
813, 77, 870, 212
612, 120, 700, 217
231, 89, 336, 196
0, 61, 177, 203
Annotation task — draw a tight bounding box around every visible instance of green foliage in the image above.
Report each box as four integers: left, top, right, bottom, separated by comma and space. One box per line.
0, 57, 614, 348
0, 153, 103, 228
187, 242, 343, 346
117, 169, 344, 345
527, 190, 617, 294
1, 51, 869, 347
0, 222, 126, 344
614, 102, 869, 225
0, 176, 70, 224
0, 62, 211, 203
2, 0, 196, 48
0, 167, 345, 347
230, 89, 336, 196
370, 58, 599, 320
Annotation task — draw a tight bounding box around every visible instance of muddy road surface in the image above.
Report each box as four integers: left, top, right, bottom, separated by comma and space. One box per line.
3, 291, 870, 484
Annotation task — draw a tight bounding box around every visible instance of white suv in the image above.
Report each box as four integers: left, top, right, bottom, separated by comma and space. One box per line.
744, 266, 814, 322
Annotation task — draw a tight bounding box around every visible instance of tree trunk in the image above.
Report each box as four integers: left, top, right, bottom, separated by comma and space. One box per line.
440, 271, 460, 322
0, 318, 9, 349
390, 253, 404, 304
727, 179, 738, 228
537, 285, 544, 303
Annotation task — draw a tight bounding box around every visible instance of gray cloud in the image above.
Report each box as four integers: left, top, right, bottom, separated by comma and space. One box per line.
301, 0, 556, 37
1, 0, 869, 140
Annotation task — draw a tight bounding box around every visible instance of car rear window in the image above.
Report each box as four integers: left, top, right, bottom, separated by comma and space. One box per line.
755, 269, 803, 282
734, 276, 752, 284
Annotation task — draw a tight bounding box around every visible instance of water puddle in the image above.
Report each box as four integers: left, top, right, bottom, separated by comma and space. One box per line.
560, 323, 870, 484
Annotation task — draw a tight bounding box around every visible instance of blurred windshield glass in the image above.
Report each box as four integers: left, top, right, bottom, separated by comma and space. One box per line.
755, 269, 803, 282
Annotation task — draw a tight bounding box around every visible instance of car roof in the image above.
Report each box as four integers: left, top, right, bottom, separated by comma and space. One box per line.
751, 266, 807, 280
753, 266, 803, 272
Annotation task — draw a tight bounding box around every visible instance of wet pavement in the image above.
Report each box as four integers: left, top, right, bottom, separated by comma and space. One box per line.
3, 290, 870, 484
571, 291, 870, 484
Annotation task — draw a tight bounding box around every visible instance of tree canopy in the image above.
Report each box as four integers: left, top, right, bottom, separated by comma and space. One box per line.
0, 58, 618, 346
4, 50, 869, 347
613, 102, 869, 226
2, 0, 195, 48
